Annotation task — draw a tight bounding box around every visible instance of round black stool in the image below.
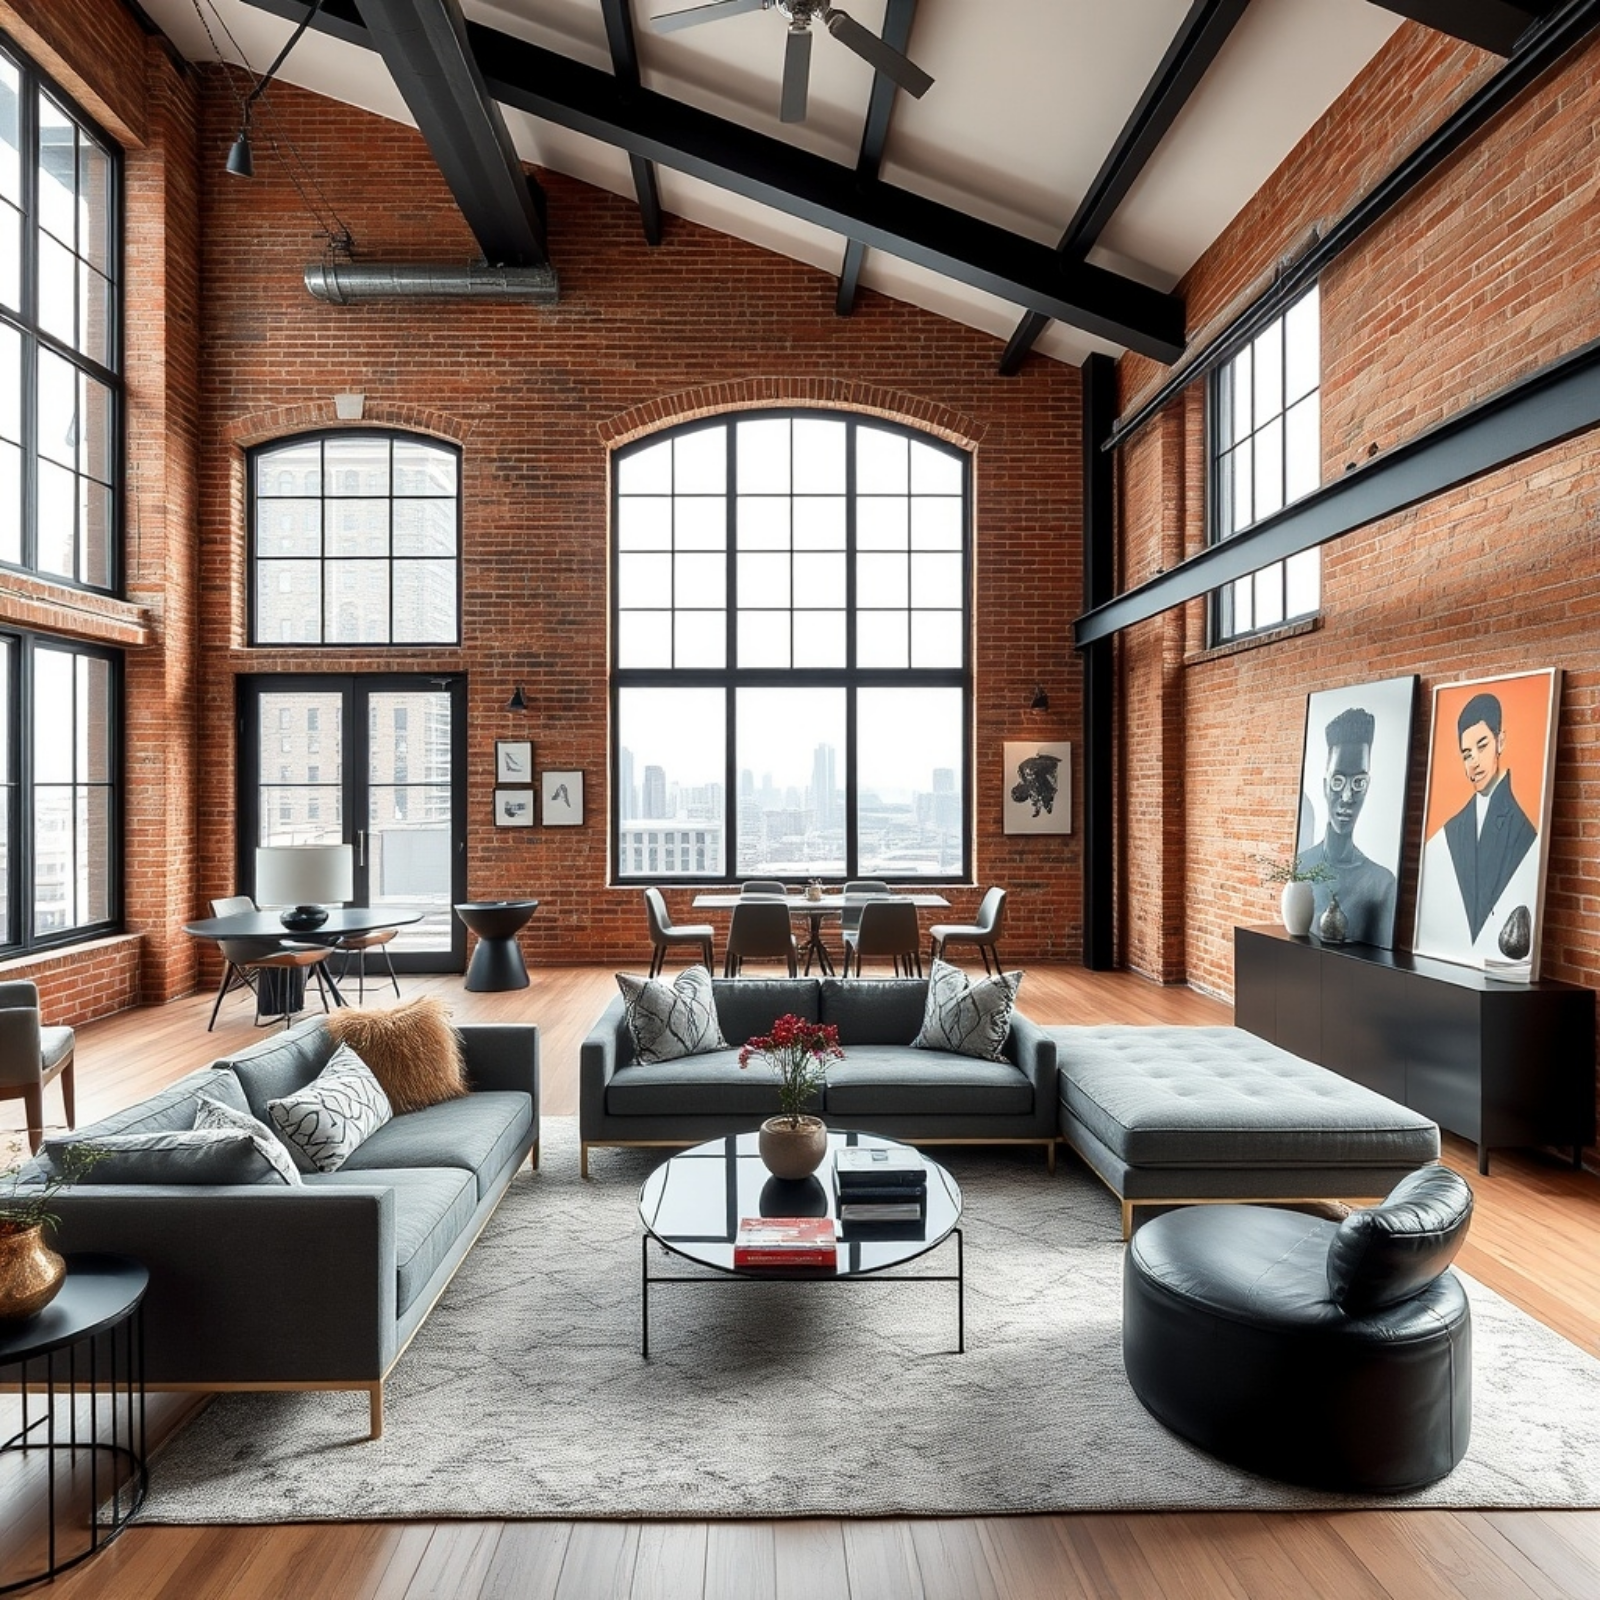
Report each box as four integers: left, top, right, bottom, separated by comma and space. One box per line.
1122, 1167, 1473, 1493
455, 900, 540, 991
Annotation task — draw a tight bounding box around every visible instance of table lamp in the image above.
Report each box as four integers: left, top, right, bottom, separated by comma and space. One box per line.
255, 844, 354, 931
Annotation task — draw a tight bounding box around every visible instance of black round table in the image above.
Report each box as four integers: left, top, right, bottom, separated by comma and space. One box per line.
0, 1254, 148, 1593
455, 900, 540, 991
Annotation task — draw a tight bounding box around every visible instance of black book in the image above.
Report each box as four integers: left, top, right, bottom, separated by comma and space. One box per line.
832, 1176, 927, 1205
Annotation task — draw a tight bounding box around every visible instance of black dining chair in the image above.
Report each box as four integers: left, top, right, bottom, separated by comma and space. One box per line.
841, 900, 923, 979
723, 901, 799, 977
644, 887, 715, 976
928, 886, 1008, 974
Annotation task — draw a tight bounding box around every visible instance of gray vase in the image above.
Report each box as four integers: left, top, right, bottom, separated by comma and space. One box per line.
1318, 893, 1348, 945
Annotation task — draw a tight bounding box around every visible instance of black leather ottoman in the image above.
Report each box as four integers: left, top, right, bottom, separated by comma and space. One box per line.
1123, 1168, 1473, 1492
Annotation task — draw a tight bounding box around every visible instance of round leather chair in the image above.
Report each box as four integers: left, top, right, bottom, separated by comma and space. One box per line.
1122, 1166, 1474, 1492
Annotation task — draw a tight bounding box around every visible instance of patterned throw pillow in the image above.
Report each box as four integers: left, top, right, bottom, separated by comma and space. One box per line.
911, 959, 1023, 1062
266, 1042, 394, 1173
617, 967, 728, 1064
193, 1094, 302, 1187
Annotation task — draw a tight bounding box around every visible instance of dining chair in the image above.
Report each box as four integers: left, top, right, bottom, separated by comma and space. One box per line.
644, 887, 715, 977
334, 927, 402, 1002
837, 879, 890, 956
928, 886, 1008, 974
207, 895, 336, 1031
0, 981, 76, 1156
740, 880, 788, 898
841, 899, 923, 979
723, 901, 799, 978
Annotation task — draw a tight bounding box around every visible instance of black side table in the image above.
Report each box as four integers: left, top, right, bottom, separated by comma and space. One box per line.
456, 900, 540, 991
0, 1254, 148, 1593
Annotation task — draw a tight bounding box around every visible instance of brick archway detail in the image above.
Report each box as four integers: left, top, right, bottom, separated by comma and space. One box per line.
224, 402, 469, 450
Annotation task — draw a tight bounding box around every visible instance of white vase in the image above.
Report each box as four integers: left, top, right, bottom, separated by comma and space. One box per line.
1280, 880, 1314, 937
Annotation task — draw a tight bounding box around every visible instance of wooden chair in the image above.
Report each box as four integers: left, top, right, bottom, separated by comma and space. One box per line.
841, 900, 923, 978
928, 886, 1008, 974
723, 901, 798, 977
643, 887, 714, 977
0, 981, 76, 1156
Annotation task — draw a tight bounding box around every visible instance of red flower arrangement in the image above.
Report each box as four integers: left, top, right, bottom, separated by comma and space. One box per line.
738, 1014, 845, 1127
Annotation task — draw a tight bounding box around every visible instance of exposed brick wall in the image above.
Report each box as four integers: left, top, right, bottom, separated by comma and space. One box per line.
1115, 25, 1600, 1146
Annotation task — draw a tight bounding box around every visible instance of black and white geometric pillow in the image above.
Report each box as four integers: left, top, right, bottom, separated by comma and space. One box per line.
911, 958, 1023, 1061
266, 1042, 394, 1173
193, 1093, 303, 1186
617, 966, 728, 1064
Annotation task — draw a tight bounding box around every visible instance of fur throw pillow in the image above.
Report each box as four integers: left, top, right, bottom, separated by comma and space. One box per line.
325, 996, 469, 1114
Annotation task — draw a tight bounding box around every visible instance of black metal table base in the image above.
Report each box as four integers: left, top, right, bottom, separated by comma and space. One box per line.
798, 912, 836, 976
640, 1228, 964, 1359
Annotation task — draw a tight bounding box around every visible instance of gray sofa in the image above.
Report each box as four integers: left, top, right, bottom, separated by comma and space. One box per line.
35, 1015, 539, 1439
580, 976, 1057, 1177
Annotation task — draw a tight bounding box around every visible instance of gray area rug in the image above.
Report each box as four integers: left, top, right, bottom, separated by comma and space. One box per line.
142, 1118, 1600, 1520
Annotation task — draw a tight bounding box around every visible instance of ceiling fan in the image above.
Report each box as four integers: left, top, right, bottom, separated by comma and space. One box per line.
652, 0, 935, 124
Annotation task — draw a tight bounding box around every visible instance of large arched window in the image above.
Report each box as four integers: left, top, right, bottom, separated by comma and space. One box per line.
611, 412, 970, 882
249, 431, 460, 646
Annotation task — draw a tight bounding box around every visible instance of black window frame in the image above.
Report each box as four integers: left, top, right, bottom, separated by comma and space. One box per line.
0, 29, 123, 596
246, 429, 464, 648
610, 409, 973, 885
0, 625, 123, 955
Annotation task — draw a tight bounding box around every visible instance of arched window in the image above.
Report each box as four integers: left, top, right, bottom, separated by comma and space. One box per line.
248, 431, 460, 646
611, 412, 970, 882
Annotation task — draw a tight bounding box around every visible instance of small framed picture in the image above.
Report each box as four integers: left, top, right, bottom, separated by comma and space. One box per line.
1003, 741, 1072, 834
542, 770, 583, 827
493, 787, 535, 828
495, 740, 533, 785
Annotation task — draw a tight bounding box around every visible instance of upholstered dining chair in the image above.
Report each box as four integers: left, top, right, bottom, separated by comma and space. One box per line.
207, 895, 336, 1031
928, 886, 1008, 974
643, 887, 715, 977
0, 980, 76, 1155
723, 900, 799, 977
333, 927, 401, 1002
838, 878, 890, 959
841, 899, 923, 979
740, 879, 788, 898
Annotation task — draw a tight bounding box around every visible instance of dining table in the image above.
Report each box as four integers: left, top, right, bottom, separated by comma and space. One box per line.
689, 890, 950, 976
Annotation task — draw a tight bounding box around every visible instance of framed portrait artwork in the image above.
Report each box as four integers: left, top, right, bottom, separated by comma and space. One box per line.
542, 770, 583, 827
495, 740, 533, 785
1292, 674, 1416, 950
1002, 742, 1071, 835
1413, 668, 1561, 978
493, 787, 535, 828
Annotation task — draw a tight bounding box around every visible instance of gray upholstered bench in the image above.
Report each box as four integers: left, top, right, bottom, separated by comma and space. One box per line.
1048, 1026, 1440, 1238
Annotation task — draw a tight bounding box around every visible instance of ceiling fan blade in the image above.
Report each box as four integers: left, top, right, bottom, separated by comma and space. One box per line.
823, 6, 934, 97
652, 0, 768, 35
780, 26, 812, 123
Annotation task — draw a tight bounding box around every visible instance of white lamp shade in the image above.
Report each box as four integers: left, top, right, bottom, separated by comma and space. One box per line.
255, 844, 354, 908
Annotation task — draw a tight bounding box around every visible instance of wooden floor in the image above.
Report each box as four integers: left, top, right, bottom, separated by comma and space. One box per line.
4, 963, 1599, 1599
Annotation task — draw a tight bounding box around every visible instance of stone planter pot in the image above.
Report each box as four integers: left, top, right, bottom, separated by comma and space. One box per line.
757, 1116, 829, 1181
0, 1224, 66, 1322
1280, 880, 1315, 937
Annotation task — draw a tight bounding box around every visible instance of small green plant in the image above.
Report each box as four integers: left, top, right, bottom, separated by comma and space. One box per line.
0, 1144, 102, 1237
1256, 851, 1336, 886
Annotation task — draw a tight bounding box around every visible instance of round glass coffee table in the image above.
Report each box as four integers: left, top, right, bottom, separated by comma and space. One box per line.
637, 1129, 964, 1358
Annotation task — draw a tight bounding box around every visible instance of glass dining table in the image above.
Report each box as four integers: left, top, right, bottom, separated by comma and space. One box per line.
689, 890, 950, 976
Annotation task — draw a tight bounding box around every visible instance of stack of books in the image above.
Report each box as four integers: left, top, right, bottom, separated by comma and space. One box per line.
732, 1216, 838, 1268
833, 1145, 927, 1224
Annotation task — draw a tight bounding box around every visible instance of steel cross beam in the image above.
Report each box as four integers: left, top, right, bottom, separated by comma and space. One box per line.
350, 0, 548, 265
1366, 0, 1562, 54
835, 0, 917, 316
599, 0, 664, 245
237, 0, 1187, 361
999, 0, 1249, 374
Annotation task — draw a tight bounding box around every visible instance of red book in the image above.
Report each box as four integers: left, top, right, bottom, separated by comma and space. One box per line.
733, 1216, 838, 1268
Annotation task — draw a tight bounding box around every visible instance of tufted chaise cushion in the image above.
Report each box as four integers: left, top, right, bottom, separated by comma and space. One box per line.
1054, 1026, 1439, 1168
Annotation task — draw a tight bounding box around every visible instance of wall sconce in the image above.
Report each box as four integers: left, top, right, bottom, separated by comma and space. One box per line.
506, 684, 528, 712
333, 392, 365, 420
1029, 684, 1050, 712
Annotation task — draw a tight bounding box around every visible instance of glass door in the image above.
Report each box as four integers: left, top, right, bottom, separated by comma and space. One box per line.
239, 674, 466, 969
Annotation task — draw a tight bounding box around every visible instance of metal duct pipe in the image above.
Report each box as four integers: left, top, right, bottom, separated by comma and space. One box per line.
304, 261, 559, 304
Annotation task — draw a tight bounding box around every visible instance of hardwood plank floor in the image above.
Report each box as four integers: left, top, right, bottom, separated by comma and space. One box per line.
6, 962, 1599, 1598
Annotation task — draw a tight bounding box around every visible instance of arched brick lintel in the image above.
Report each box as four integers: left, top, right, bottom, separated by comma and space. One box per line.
223, 402, 469, 451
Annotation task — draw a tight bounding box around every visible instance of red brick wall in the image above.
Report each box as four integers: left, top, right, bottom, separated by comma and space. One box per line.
1115, 25, 1600, 1146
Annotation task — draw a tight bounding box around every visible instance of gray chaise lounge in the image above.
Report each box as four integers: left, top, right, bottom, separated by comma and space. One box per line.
581, 977, 1057, 1177
35, 1015, 539, 1438
1050, 1025, 1441, 1237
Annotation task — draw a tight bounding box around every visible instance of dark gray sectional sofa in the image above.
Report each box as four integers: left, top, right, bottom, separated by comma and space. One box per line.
36, 1015, 539, 1439
580, 976, 1057, 1177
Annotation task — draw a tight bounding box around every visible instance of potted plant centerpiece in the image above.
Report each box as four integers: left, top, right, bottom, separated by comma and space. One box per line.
739, 1014, 844, 1180
0, 1145, 99, 1322
1258, 851, 1335, 938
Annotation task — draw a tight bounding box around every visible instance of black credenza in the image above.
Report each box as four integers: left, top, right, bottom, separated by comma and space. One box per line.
1234, 924, 1596, 1173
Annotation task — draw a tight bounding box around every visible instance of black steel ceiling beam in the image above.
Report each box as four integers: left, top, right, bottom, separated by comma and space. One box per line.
238, 0, 1188, 361
1074, 335, 1600, 647
1367, 0, 1562, 54
999, 0, 1249, 375
350, 0, 547, 266
836, 0, 916, 316
599, 0, 664, 245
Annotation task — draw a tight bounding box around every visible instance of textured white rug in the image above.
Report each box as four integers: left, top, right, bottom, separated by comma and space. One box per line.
142, 1118, 1600, 1520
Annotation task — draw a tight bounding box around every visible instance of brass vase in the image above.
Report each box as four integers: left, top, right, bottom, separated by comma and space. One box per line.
0, 1225, 66, 1322
758, 1116, 829, 1181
